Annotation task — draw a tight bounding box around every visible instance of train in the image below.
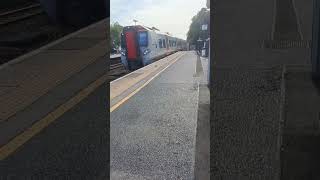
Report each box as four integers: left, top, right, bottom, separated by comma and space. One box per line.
120, 25, 188, 70
38, 0, 107, 28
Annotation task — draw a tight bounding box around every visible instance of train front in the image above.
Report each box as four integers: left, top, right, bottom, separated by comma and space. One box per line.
120, 26, 150, 70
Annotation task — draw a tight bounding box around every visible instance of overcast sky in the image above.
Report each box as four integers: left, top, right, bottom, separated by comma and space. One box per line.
110, 0, 206, 40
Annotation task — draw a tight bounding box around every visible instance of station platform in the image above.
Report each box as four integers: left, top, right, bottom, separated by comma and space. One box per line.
212, 0, 319, 179
110, 51, 210, 179
0, 19, 109, 178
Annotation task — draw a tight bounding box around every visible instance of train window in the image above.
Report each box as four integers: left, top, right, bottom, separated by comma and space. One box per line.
158, 39, 162, 48
162, 39, 166, 48
138, 32, 148, 47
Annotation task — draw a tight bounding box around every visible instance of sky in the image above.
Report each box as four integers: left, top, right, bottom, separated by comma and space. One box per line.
110, 0, 206, 40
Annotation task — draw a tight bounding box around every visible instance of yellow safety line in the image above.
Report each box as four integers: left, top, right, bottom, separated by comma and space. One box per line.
110, 53, 185, 112
0, 74, 108, 160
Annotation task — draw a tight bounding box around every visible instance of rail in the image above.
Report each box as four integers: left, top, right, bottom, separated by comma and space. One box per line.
110, 63, 124, 71
0, 3, 44, 26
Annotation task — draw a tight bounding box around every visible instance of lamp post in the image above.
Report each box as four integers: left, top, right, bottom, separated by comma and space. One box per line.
206, 0, 211, 87
197, 38, 202, 55
208, 37, 211, 87
133, 19, 138, 25
201, 24, 208, 56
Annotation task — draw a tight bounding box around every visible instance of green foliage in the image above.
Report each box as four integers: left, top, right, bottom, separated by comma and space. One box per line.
110, 22, 123, 49
187, 8, 210, 45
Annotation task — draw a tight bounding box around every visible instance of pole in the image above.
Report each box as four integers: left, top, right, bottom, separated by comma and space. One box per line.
208, 38, 211, 87
311, 0, 320, 79
133, 19, 138, 26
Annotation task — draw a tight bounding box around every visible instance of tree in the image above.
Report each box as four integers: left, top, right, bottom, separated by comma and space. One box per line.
187, 8, 210, 45
110, 22, 123, 49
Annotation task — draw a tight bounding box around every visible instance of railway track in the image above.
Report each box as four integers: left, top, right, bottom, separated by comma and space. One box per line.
0, 3, 75, 65
110, 56, 123, 69
109, 57, 128, 80
0, 3, 44, 26
110, 63, 124, 71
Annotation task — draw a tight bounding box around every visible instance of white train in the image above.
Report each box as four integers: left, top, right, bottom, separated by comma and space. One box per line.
120, 25, 187, 70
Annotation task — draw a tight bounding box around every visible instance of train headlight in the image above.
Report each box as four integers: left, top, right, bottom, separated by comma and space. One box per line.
120, 50, 126, 56
143, 49, 151, 55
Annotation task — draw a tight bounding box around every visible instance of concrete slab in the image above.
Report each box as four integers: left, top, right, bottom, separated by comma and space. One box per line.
194, 84, 210, 180
211, 66, 282, 179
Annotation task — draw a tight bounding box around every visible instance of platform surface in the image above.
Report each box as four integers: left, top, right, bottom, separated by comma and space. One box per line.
0, 19, 107, 146
0, 19, 109, 179
0, 19, 107, 123
110, 51, 201, 179
211, 0, 314, 179
110, 52, 184, 107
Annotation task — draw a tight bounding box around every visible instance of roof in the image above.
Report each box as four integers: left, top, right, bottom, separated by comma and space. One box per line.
122, 25, 186, 41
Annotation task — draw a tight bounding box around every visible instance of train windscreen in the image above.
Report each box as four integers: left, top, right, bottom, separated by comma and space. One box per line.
138, 32, 148, 47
